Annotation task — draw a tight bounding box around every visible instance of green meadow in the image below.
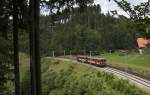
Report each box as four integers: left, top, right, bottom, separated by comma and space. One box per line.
101, 53, 150, 77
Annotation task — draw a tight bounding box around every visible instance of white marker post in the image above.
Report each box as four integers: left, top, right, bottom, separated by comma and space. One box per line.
139, 48, 143, 54
109, 50, 112, 54
70, 50, 72, 56
90, 51, 92, 57
52, 51, 55, 57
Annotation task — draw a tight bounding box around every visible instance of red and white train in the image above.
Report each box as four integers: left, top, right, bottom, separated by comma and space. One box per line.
76, 56, 107, 67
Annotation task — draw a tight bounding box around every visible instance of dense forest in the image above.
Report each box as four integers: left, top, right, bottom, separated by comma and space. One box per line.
39, 5, 138, 56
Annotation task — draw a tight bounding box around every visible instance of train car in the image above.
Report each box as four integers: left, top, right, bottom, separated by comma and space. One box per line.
77, 56, 107, 67
77, 56, 87, 63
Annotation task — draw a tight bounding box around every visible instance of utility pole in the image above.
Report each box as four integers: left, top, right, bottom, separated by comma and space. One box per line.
13, 0, 20, 95
30, 0, 41, 95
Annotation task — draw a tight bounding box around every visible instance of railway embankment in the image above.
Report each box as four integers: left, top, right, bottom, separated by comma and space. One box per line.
51, 57, 150, 93
19, 53, 150, 94
43, 57, 150, 94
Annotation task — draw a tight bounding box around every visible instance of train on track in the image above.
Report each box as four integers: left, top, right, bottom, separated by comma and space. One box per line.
76, 56, 107, 67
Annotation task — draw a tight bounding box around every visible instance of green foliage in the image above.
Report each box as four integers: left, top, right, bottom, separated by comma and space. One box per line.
21, 71, 31, 95
0, 0, 29, 94
40, 16, 53, 56
0, 2, 13, 92
43, 5, 137, 56
50, 24, 102, 54
19, 53, 30, 95
19, 32, 29, 53
113, 0, 150, 38
20, 55, 149, 95
0, 36, 13, 93
40, 58, 149, 95
20, 4, 140, 56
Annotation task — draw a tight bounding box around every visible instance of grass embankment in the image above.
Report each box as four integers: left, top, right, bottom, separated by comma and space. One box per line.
19, 53, 31, 95
20, 53, 150, 95
101, 53, 150, 77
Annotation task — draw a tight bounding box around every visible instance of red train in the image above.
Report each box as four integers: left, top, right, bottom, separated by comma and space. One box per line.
76, 56, 107, 67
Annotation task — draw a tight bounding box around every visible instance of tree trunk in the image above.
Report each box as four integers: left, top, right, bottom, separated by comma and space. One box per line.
13, 0, 20, 95
29, 0, 41, 95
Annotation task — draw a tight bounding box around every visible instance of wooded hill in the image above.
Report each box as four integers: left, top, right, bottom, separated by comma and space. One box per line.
39, 5, 139, 56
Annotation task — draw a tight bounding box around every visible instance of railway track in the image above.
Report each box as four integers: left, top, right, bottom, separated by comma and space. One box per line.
103, 67, 150, 88
85, 64, 150, 92
53, 57, 150, 92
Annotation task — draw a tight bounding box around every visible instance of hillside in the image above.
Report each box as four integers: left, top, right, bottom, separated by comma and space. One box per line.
20, 53, 150, 95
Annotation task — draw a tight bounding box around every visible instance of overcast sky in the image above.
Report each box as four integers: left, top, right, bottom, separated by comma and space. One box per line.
94, 0, 148, 17
41, 0, 148, 16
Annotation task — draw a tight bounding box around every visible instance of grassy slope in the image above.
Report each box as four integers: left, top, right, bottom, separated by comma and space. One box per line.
19, 53, 30, 81
20, 53, 150, 95
101, 53, 150, 77
42, 58, 98, 77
